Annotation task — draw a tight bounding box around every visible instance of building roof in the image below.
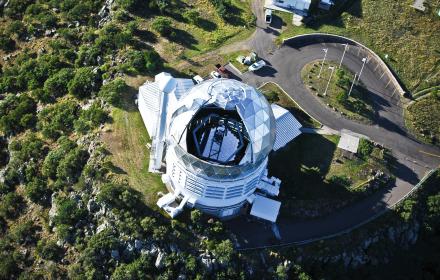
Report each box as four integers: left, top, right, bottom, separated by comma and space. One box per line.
250, 195, 281, 222
169, 79, 276, 164
337, 133, 360, 153
271, 104, 302, 151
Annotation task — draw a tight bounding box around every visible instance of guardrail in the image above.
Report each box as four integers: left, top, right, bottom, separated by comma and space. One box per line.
282, 33, 406, 97
236, 168, 438, 251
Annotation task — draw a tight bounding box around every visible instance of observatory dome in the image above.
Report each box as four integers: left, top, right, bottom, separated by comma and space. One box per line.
168, 79, 276, 169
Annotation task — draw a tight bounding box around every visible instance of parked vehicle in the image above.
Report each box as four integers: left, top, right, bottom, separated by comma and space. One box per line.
236, 55, 246, 65
193, 75, 204, 84
210, 71, 221, 79
248, 60, 266, 71
265, 9, 272, 24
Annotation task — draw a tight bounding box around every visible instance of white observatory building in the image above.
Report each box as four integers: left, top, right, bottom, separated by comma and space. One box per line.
138, 73, 302, 222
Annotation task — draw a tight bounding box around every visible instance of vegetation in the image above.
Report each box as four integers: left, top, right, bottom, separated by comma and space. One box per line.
258, 82, 321, 128
276, 0, 440, 93
301, 61, 376, 124
405, 93, 440, 146
269, 134, 393, 218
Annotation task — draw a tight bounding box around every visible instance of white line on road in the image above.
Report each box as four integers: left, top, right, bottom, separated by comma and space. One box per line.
379, 71, 386, 79
385, 79, 391, 88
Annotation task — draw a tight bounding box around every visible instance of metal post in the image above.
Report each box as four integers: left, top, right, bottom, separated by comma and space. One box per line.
339, 43, 348, 67
348, 73, 357, 97
324, 66, 335, 96
317, 48, 328, 79
357, 57, 367, 83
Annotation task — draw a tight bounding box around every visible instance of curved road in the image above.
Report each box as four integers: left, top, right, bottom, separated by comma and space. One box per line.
225, 1, 440, 249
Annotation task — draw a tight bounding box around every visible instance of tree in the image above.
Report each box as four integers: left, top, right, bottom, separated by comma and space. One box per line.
3, 0, 34, 19
0, 34, 15, 52
112, 255, 153, 279
73, 102, 108, 135
275, 264, 288, 280
213, 239, 234, 264
328, 175, 351, 188
151, 17, 172, 36
68, 67, 99, 99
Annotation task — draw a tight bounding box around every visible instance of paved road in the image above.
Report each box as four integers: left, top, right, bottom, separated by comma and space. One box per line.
225, 2, 440, 249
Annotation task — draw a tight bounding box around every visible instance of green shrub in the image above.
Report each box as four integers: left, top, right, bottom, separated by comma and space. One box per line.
328, 175, 351, 188
37, 99, 80, 139
112, 255, 153, 279
98, 78, 128, 106
43, 68, 75, 102
68, 67, 100, 99
0, 34, 16, 52
6, 21, 26, 39
56, 147, 89, 184
4, 0, 34, 19
97, 183, 143, 212
54, 197, 87, 226
358, 138, 374, 158
120, 50, 162, 74
25, 177, 51, 205
0, 93, 37, 136
74, 102, 108, 134
36, 239, 63, 261
0, 193, 25, 219
183, 9, 200, 25
336, 91, 348, 104
42, 137, 77, 179
151, 17, 172, 36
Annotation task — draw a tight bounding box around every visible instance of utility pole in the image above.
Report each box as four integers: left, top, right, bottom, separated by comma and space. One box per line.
348, 73, 358, 97
357, 57, 367, 83
324, 66, 335, 96
317, 48, 328, 79
339, 43, 348, 67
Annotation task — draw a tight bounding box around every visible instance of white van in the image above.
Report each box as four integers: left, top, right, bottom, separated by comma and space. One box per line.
265, 9, 272, 24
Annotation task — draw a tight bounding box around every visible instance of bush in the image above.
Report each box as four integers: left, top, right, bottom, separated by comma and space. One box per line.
264, 91, 280, 103
121, 50, 162, 75
3, 0, 34, 19
68, 67, 100, 99
151, 17, 172, 36
97, 183, 142, 212
6, 21, 26, 39
56, 147, 89, 184
10, 220, 37, 244
36, 239, 63, 261
42, 137, 77, 179
98, 78, 128, 106
54, 197, 87, 226
183, 9, 200, 25
328, 175, 351, 188
358, 138, 374, 158
25, 177, 51, 205
43, 68, 75, 102
0, 93, 37, 136
0, 34, 16, 52
0, 193, 24, 220
37, 99, 79, 139
336, 91, 348, 104
112, 255, 153, 279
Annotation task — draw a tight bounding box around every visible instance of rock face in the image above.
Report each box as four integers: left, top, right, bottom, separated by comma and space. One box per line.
301, 220, 421, 269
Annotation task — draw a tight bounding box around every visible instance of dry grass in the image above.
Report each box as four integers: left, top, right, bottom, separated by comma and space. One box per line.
101, 77, 165, 207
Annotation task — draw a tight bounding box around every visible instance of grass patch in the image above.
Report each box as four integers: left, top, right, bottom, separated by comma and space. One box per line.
223, 49, 253, 73
275, 0, 440, 94
101, 81, 165, 208
301, 60, 375, 124
269, 134, 392, 218
258, 82, 321, 128
136, 0, 255, 62
405, 94, 440, 146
